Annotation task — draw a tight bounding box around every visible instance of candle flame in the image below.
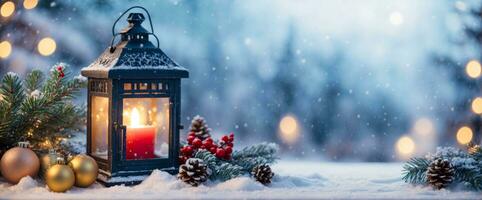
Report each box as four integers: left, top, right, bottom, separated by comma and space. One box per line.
131, 107, 141, 127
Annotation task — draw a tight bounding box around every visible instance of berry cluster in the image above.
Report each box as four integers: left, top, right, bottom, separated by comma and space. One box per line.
56, 66, 65, 78
179, 132, 234, 164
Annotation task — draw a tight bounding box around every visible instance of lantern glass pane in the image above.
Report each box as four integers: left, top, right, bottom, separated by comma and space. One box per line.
122, 97, 170, 160
91, 96, 109, 160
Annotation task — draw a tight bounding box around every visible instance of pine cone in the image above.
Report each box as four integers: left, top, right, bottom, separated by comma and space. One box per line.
468, 143, 480, 155
190, 115, 211, 140
251, 164, 274, 185
178, 158, 209, 186
426, 158, 454, 189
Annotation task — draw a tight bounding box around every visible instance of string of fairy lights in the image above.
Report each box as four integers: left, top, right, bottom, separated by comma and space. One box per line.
0, 0, 57, 60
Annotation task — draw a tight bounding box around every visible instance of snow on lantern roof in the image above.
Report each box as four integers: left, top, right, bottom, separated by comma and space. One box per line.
81, 12, 188, 79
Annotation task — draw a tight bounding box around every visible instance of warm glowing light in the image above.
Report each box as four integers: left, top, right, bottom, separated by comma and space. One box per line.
37, 37, 56, 56
466, 60, 482, 79
1, 1, 15, 18
131, 107, 141, 127
279, 115, 300, 144
396, 136, 415, 156
0, 41, 12, 59
23, 0, 38, 9
413, 118, 434, 135
456, 126, 473, 145
472, 97, 482, 114
389, 11, 404, 26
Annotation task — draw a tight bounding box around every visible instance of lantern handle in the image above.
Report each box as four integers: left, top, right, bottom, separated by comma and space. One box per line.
109, 6, 159, 52
111, 6, 155, 37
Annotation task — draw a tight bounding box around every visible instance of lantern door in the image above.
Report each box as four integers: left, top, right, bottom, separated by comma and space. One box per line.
114, 79, 178, 171
87, 78, 112, 171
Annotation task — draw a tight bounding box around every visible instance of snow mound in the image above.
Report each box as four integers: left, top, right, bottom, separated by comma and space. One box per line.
11, 176, 37, 191
271, 174, 326, 188
134, 170, 186, 191
215, 177, 264, 191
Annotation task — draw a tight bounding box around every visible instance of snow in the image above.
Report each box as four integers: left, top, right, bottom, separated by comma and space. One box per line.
0, 161, 480, 199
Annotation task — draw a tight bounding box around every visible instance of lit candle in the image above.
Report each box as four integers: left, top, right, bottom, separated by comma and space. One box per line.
126, 107, 156, 160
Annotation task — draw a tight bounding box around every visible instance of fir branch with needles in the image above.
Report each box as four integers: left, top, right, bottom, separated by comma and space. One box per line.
0, 63, 87, 155
402, 146, 482, 191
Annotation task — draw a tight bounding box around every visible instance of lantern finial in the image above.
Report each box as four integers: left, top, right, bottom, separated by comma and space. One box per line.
127, 13, 145, 25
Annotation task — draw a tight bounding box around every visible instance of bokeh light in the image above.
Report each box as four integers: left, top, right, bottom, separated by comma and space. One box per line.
37, 37, 56, 56
23, 0, 38, 10
389, 11, 404, 26
456, 126, 473, 145
413, 118, 434, 135
279, 115, 300, 144
396, 136, 415, 156
472, 97, 482, 114
0, 41, 12, 59
1, 1, 15, 18
466, 60, 481, 79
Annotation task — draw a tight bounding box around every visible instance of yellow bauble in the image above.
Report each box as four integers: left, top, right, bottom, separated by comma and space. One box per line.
68, 154, 98, 187
0, 145, 40, 184
46, 164, 75, 192
40, 149, 60, 178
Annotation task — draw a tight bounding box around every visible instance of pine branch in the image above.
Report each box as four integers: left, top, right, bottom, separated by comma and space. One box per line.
0, 64, 86, 153
194, 149, 243, 181
24, 69, 44, 93
402, 157, 430, 184
231, 142, 279, 171
215, 162, 243, 182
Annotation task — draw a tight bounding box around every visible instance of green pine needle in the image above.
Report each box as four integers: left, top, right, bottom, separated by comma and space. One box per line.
402, 157, 430, 184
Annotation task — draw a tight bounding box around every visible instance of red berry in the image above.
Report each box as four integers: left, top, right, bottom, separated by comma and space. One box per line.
203, 141, 212, 149
187, 135, 195, 144
228, 137, 234, 143
193, 138, 202, 148
57, 66, 63, 71
221, 135, 229, 142
59, 72, 65, 78
225, 146, 233, 154
205, 138, 213, 144
227, 143, 233, 148
215, 148, 226, 158
210, 147, 217, 154
212, 144, 218, 149
185, 146, 193, 155
189, 132, 196, 137
229, 132, 234, 137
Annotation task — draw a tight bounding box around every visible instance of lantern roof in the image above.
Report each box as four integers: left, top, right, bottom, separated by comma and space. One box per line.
81, 10, 188, 79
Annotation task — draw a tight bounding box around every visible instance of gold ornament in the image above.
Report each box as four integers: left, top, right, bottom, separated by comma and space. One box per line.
45, 158, 75, 193
40, 149, 61, 178
68, 154, 98, 187
0, 142, 40, 184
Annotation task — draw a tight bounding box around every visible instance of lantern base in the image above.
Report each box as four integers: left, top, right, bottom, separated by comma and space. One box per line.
97, 167, 178, 187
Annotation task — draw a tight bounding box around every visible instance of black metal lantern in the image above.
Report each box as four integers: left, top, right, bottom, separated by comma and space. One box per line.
81, 6, 188, 186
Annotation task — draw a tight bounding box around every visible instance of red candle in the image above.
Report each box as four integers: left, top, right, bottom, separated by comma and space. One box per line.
126, 126, 156, 160
125, 107, 156, 160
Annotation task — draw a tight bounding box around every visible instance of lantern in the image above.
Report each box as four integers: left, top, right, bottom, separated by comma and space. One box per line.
81, 6, 188, 186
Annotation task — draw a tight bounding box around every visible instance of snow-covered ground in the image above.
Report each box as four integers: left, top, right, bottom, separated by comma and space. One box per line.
0, 161, 479, 199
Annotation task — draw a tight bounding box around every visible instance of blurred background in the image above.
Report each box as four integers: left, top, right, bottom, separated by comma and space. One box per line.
1, 0, 482, 162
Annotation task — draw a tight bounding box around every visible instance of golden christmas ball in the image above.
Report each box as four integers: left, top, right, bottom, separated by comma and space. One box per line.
40, 149, 60, 178
46, 163, 75, 192
68, 154, 98, 187
0, 145, 40, 184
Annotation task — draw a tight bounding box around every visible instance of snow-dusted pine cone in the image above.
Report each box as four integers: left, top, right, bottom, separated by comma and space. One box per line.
468, 143, 481, 155
190, 115, 211, 140
251, 164, 274, 185
426, 158, 454, 189
178, 158, 209, 186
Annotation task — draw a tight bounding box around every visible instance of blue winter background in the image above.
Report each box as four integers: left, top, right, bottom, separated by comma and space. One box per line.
1, 0, 481, 162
